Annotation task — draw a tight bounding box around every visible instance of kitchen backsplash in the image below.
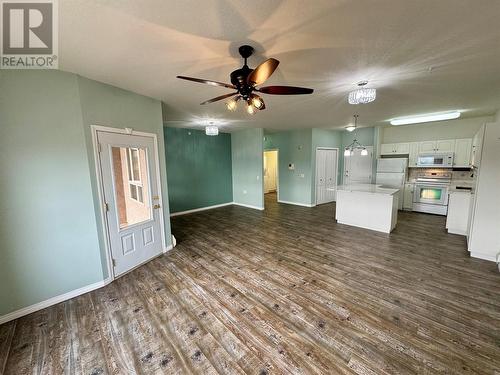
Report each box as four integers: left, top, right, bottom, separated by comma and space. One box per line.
407, 168, 474, 183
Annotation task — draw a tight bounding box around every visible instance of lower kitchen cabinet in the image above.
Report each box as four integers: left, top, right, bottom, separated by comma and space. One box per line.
403, 183, 414, 210
446, 191, 472, 235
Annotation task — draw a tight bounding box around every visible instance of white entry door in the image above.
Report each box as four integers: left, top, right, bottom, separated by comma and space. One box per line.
316, 148, 338, 204
97, 131, 163, 277
344, 147, 373, 185
263, 150, 278, 193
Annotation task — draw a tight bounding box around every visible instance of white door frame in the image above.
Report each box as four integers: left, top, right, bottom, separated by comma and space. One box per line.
91, 125, 167, 281
315, 147, 339, 205
263, 149, 279, 204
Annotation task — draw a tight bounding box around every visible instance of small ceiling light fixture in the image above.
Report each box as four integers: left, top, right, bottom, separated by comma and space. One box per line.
205, 121, 219, 136
390, 111, 461, 126
344, 115, 368, 156
345, 124, 356, 132
348, 81, 376, 105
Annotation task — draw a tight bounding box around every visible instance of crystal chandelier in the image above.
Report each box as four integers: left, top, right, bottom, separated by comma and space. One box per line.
344, 115, 368, 156
348, 81, 376, 105
205, 122, 219, 136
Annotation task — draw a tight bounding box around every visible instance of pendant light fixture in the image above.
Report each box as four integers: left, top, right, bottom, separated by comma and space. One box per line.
344, 115, 368, 156
348, 81, 376, 105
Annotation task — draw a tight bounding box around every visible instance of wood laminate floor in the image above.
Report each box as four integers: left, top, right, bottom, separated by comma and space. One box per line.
1, 193, 500, 374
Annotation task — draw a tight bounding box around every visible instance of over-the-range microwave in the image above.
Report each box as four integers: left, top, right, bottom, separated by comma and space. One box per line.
416, 153, 454, 168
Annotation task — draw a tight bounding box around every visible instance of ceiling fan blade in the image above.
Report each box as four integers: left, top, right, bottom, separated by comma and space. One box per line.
177, 75, 236, 89
200, 92, 238, 105
247, 58, 280, 86
258, 85, 314, 95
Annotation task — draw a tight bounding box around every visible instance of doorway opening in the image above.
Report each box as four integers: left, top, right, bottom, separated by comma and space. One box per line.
343, 146, 374, 185
315, 148, 339, 205
263, 150, 279, 205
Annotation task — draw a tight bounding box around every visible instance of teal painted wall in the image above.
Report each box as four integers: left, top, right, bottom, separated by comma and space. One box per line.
0, 71, 172, 316
232, 128, 264, 209
311, 129, 343, 203
0, 71, 103, 315
164, 127, 232, 213
264, 129, 313, 206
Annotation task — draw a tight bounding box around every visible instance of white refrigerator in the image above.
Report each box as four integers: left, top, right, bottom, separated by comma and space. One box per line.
376, 158, 408, 210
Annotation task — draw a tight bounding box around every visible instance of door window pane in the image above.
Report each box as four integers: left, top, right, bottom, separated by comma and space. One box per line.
111, 147, 151, 229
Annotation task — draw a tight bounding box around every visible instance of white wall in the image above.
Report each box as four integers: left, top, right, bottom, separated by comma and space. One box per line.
382, 116, 493, 143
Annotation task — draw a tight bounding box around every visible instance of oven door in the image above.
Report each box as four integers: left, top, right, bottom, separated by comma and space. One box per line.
413, 184, 448, 205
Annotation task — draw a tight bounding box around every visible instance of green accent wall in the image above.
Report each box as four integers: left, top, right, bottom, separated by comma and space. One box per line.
232, 128, 264, 209
264, 129, 313, 206
0, 71, 172, 316
164, 127, 233, 213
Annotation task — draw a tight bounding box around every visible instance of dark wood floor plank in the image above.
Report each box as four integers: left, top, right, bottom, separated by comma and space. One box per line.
1, 193, 499, 374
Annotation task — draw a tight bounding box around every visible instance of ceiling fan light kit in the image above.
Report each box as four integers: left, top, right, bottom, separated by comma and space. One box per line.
348, 81, 376, 105
177, 45, 313, 114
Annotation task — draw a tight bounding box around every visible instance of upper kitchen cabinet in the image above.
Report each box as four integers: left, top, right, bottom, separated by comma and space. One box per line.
418, 141, 436, 153
408, 142, 419, 167
453, 138, 473, 167
471, 125, 485, 168
418, 139, 455, 153
436, 139, 456, 152
380, 142, 410, 155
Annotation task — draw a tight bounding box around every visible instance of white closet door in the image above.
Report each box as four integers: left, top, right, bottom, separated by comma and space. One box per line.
325, 149, 338, 201
316, 150, 326, 204
316, 149, 338, 205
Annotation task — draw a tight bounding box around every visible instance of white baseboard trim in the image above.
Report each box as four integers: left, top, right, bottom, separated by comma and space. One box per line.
232, 202, 265, 210
278, 199, 315, 207
447, 228, 467, 236
0, 279, 111, 325
170, 202, 233, 217
470, 251, 497, 262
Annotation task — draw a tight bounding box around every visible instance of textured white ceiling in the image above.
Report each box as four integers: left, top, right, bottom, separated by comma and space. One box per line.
60, 0, 500, 131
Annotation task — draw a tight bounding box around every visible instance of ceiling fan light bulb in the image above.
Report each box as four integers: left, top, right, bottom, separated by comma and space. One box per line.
247, 104, 255, 115
252, 97, 263, 109
226, 99, 237, 111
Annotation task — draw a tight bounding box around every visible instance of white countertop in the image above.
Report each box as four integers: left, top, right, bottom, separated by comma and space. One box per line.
336, 184, 399, 195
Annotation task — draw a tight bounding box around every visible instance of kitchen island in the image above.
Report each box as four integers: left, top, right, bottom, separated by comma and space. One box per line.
334, 184, 399, 233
